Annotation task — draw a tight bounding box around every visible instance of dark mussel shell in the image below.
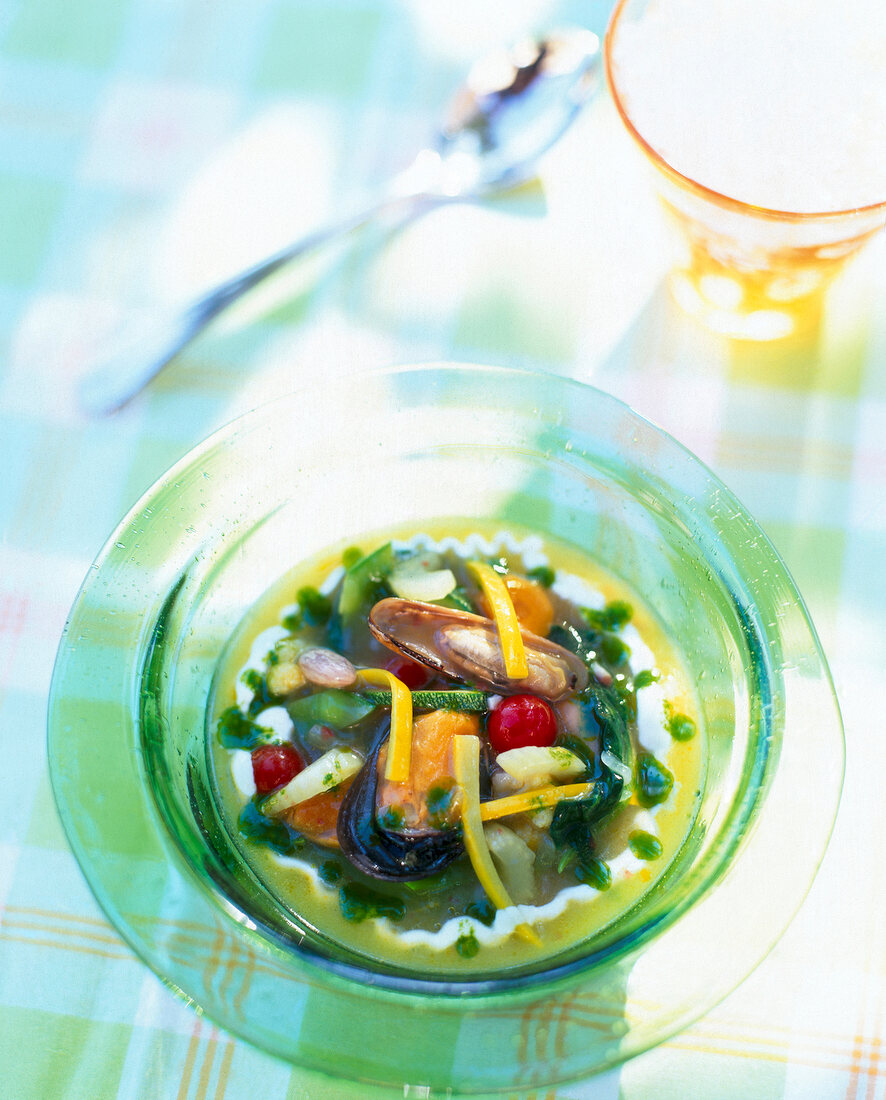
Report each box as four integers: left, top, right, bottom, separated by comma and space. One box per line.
368, 597, 588, 702
336, 729, 464, 881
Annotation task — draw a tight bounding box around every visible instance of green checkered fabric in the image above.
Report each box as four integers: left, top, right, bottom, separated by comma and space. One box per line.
1, 0, 884, 1097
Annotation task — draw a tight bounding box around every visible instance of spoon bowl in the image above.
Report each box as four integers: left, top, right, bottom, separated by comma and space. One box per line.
435, 28, 601, 193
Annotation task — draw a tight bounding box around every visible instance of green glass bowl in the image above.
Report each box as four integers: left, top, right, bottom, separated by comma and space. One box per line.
48, 363, 843, 1093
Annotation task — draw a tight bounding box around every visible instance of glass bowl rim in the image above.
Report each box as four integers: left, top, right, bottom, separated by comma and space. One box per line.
48, 361, 844, 1032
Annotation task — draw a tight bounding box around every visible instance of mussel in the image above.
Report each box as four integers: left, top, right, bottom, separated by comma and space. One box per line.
368, 598, 588, 702
336, 725, 464, 880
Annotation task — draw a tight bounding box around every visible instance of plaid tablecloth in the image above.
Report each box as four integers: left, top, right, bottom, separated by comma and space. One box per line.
1, 1, 884, 1097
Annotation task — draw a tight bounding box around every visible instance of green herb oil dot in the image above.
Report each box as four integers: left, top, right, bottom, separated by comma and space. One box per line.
238, 798, 303, 855
667, 711, 697, 741
604, 600, 633, 630
629, 830, 663, 860
527, 565, 555, 588
339, 882, 406, 924
377, 805, 405, 830
297, 585, 332, 625
216, 706, 270, 749
465, 898, 496, 926
425, 781, 457, 828
319, 860, 342, 885
455, 931, 480, 958
635, 752, 674, 807
601, 633, 630, 667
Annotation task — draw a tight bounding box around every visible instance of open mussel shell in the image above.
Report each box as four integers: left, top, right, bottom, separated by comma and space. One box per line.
368, 597, 588, 702
336, 730, 464, 881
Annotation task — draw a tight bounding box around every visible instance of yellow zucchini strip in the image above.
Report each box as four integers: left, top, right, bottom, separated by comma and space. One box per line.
357, 668, 413, 783
479, 782, 597, 823
466, 561, 528, 679
453, 734, 540, 946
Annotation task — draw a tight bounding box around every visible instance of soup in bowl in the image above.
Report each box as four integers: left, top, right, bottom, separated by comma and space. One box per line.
48, 363, 843, 1092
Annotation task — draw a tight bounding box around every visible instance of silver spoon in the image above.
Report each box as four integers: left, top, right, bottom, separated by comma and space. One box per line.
79, 28, 601, 415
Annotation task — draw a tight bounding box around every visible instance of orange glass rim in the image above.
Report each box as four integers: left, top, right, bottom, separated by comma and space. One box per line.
603, 0, 886, 224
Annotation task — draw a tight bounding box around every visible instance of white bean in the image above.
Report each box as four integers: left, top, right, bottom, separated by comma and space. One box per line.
297, 647, 357, 689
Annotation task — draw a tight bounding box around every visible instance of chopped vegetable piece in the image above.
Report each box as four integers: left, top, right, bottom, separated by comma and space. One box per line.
549, 774, 624, 867
480, 573, 555, 637
600, 747, 632, 789
484, 822, 536, 904
358, 668, 413, 783
251, 743, 305, 794
487, 694, 557, 753
395, 709, 470, 804
495, 745, 586, 785
466, 561, 528, 679
578, 684, 632, 767
338, 543, 394, 617
556, 734, 596, 778
374, 709, 474, 833
266, 660, 305, 697
283, 778, 355, 846
479, 781, 597, 822
452, 733, 540, 945
437, 586, 475, 613
389, 560, 457, 602
262, 747, 363, 816
575, 856, 611, 890
286, 689, 374, 729
341, 546, 362, 569
361, 689, 488, 713
274, 637, 309, 664
599, 632, 630, 667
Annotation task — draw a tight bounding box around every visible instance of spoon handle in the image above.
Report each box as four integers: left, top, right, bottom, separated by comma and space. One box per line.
78, 189, 437, 416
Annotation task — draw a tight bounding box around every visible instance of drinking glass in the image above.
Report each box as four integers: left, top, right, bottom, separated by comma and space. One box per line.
605, 0, 886, 339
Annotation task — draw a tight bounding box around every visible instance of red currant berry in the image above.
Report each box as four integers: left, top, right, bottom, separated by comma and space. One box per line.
251, 743, 304, 794
487, 694, 558, 754
385, 655, 432, 690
